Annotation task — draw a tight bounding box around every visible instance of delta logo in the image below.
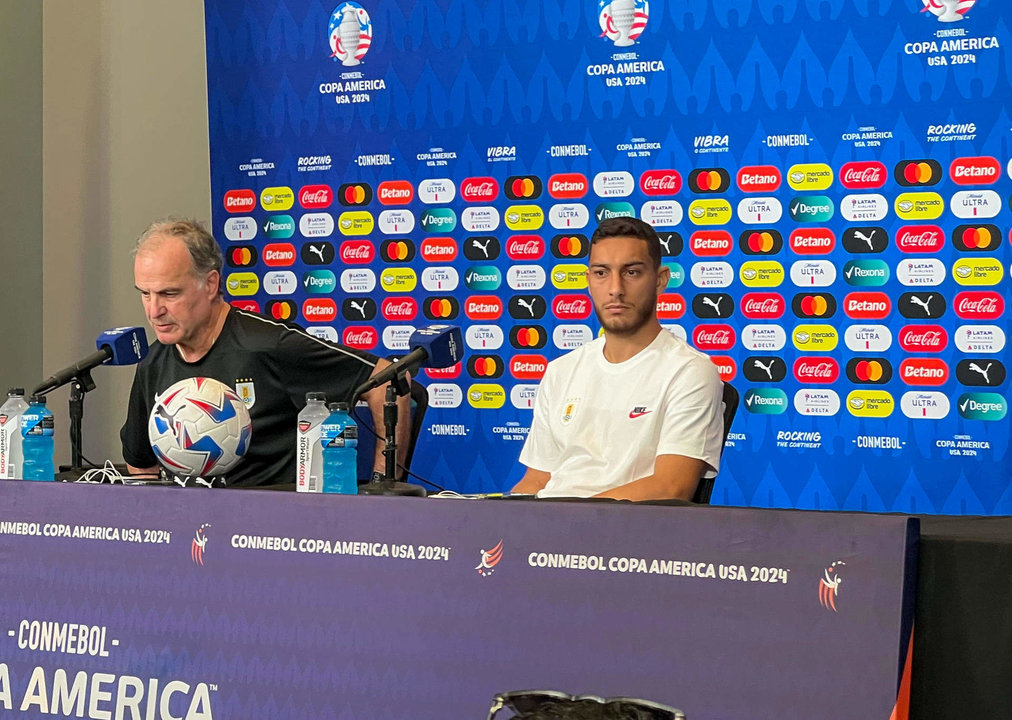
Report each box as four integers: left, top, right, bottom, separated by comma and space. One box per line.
423, 296, 458, 320
223, 189, 256, 213
227, 245, 258, 268
845, 292, 891, 320
302, 298, 337, 323
552, 234, 589, 259
794, 357, 840, 383
740, 293, 784, 319
900, 325, 948, 352
468, 355, 504, 379
639, 170, 681, 196
895, 159, 942, 187
847, 358, 892, 384
510, 326, 547, 349
656, 293, 686, 319
953, 224, 1001, 252
710, 355, 737, 382
688, 168, 731, 193
789, 228, 835, 254
465, 295, 503, 321
507, 236, 545, 261
839, 161, 887, 190
461, 177, 499, 202
693, 324, 736, 351
511, 355, 548, 380
955, 291, 1003, 320
265, 299, 295, 320
262, 243, 296, 267
377, 180, 414, 205
420, 237, 458, 263
548, 173, 589, 199
339, 239, 375, 264
553, 295, 592, 320
299, 184, 333, 209
338, 183, 372, 206
342, 326, 378, 350
736, 166, 781, 193
380, 239, 415, 262
593, 171, 635, 198
900, 358, 949, 386
950, 156, 1000, 185
690, 231, 732, 256
504, 175, 543, 200
739, 229, 782, 255
896, 225, 945, 253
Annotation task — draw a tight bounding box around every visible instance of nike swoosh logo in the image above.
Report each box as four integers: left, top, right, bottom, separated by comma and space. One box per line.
960, 399, 970, 412
628, 411, 652, 419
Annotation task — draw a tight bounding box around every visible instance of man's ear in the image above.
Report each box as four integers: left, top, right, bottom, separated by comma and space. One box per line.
656, 265, 670, 293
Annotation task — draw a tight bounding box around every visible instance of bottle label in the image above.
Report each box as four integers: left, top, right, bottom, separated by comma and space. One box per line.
22, 414, 54, 437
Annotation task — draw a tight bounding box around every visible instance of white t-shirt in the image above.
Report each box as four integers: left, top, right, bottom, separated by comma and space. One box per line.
519, 330, 724, 498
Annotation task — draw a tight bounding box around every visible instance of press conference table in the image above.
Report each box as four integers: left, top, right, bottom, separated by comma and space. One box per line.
0, 479, 1006, 719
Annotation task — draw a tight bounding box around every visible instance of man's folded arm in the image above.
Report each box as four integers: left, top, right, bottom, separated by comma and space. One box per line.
592, 454, 707, 501
512, 467, 551, 495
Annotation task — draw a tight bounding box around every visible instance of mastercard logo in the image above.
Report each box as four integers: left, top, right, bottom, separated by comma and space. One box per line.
504, 175, 543, 200
425, 297, 458, 320
266, 300, 297, 321
552, 234, 588, 258
338, 183, 372, 206
510, 326, 547, 349
738, 229, 782, 255
227, 245, 257, 267
846, 358, 893, 384
894, 159, 942, 187
688, 168, 730, 193
380, 239, 415, 262
468, 356, 504, 379
953, 224, 1001, 252
794, 294, 833, 318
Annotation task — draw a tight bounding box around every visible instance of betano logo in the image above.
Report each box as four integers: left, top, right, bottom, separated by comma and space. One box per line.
420, 237, 458, 263
846, 390, 894, 418
379, 267, 417, 293
302, 298, 337, 323
900, 358, 949, 386
736, 166, 781, 192
377, 180, 413, 205
690, 231, 732, 256
223, 189, 256, 213
950, 156, 999, 185
844, 292, 891, 320
549, 173, 589, 199
789, 228, 835, 254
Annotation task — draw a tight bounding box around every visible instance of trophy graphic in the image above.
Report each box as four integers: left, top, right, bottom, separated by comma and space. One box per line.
921, 0, 976, 23
599, 0, 649, 47
328, 2, 373, 66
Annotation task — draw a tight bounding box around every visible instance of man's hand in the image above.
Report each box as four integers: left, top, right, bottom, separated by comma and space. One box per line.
127, 463, 159, 476
593, 454, 706, 502
512, 467, 551, 495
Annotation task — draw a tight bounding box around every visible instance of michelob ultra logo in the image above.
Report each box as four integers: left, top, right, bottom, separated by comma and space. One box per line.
338, 211, 374, 236
901, 391, 949, 420
378, 209, 415, 235
950, 190, 1001, 219
844, 324, 892, 353
417, 179, 456, 204
789, 195, 833, 222
467, 384, 506, 409
224, 216, 257, 240
464, 265, 502, 291
225, 272, 259, 296
549, 203, 591, 230
419, 208, 457, 232
262, 215, 295, 239
687, 199, 732, 226
953, 224, 1001, 252
738, 261, 784, 288
551, 264, 588, 290
786, 163, 833, 191
790, 260, 836, 287
504, 205, 544, 231
739, 229, 782, 255
950, 156, 1000, 186
259, 186, 295, 211
303, 269, 337, 294
957, 393, 1007, 421
736, 197, 783, 224
263, 270, 296, 295
952, 257, 1003, 286
422, 267, 460, 294
743, 388, 787, 414
894, 159, 942, 187
793, 324, 838, 350
846, 390, 894, 418
843, 259, 889, 287
595, 202, 635, 223
379, 267, 418, 293
894, 192, 944, 221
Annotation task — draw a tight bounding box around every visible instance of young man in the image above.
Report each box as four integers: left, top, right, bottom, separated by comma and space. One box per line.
122, 218, 408, 486
514, 217, 724, 501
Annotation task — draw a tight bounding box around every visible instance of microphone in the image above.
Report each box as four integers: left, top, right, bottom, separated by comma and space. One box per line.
33, 327, 149, 395
353, 325, 462, 399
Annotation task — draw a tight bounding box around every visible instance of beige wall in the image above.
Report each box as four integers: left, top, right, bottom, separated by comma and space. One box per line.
43, 0, 211, 467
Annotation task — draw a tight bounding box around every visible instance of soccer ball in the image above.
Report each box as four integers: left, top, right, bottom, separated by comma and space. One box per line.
148, 377, 252, 478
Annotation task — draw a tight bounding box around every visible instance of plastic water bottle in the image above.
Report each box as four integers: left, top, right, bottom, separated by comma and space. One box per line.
296, 392, 330, 492
0, 388, 29, 479
320, 402, 358, 494
20, 395, 55, 481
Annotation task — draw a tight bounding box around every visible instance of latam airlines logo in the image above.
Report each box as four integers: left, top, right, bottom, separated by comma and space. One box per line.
920, 0, 977, 24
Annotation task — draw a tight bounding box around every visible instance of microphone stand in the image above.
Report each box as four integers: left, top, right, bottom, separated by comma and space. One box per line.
37, 369, 95, 474
357, 372, 426, 497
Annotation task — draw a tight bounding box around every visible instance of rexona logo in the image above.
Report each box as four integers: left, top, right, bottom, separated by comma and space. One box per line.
792, 293, 836, 318
952, 257, 1003, 286
262, 215, 295, 239
548, 173, 589, 199
511, 354, 548, 380
380, 239, 416, 262
956, 358, 1006, 387
260, 186, 294, 211
656, 293, 686, 319
690, 231, 732, 256
786, 163, 833, 191
843, 259, 889, 287
957, 393, 1007, 421
739, 260, 784, 288
894, 192, 944, 220
417, 179, 456, 204
379, 267, 418, 293
504, 205, 545, 231
302, 298, 337, 323
553, 295, 592, 320
338, 210, 374, 236
950, 157, 1000, 185
847, 358, 892, 384
842, 227, 888, 254
465, 295, 503, 321
261, 243, 296, 267
420, 208, 457, 233
894, 159, 942, 187
505, 176, 543, 200
225, 272, 259, 296
595, 202, 635, 223
338, 183, 372, 206
899, 325, 948, 352
788, 196, 834, 223
952, 224, 1001, 252
742, 356, 784, 382
299, 184, 333, 209
422, 296, 457, 320
789, 228, 835, 254
552, 234, 589, 259
687, 199, 732, 226
899, 292, 946, 319
377, 180, 414, 205
420, 237, 459, 263
639, 170, 681, 196
303, 269, 337, 294
740, 292, 784, 319
461, 177, 499, 202
265, 300, 295, 320
692, 293, 733, 319
844, 324, 892, 353
744, 388, 788, 415
739, 229, 782, 255
510, 326, 547, 349
506, 235, 545, 261
846, 390, 894, 418
688, 168, 731, 194
900, 359, 948, 386
339, 239, 374, 264
227, 245, 257, 268
901, 391, 949, 420
839, 161, 887, 190
711, 355, 738, 382
845, 292, 891, 320
955, 292, 1003, 320
693, 325, 736, 351
466, 384, 507, 409
343, 297, 377, 321
468, 356, 504, 379
224, 189, 256, 213
464, 265, 501, 291
736, 166, 781, 193
896, 225, 944, 253
342, 326, 379, 351
465, 236, 501, 261
792, 325, 838, 351
551, 264, 588, 290
794, 357, 840, 383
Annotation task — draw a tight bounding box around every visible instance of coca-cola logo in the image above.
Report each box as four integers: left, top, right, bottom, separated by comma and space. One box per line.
548, 173, 589, 199
950, 157, 1000, 186
639, 170, 682, 196
340, 240, 376, 264
900, 325, 948, 352
552, 295, 592, 320
223, 189, 256, 213
381, 297, 418, 321
465, 295, 504, 321
789, 228, 835, 254
740, 293, 784, 319
299, 184, 333, 209
425, 363, 461, 379
954, 291, 1003, 320
302, 299, 337, 323
900, 358, 949, 386
506, 235, 546, 261
510, 354, 548, 380
693, 324, 736, 351
690, 231, 732, 257
793, 357, 840, 383
230, 300, 260, 312
839, 161, 887, 190
420, 237, 458, 262
342, 326, 378, 350
377, 180, 414, 205
896, 225, 944, 253
709, 355, 737, 382
461, 177, 499, 202
736, 166, 781, 192
844, 292, 891, 320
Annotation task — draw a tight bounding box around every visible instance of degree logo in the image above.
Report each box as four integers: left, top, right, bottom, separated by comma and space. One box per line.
736, 166, 781, 193
688, 168, 731, 194
419, 208, 457, 233
227, 245, 257, 268
786, 163, 833, 191
639, 170, 681, 196
552, 234, 589, 259
468, 355, 504, 379
266, 300, 297, 321
953, 224, 1001, 252
788, 196, 834, 223
895, 159, 942, 187
422, 296, 458, 320
511, 326, 547, 349
466, 384, 506, 409
687, 199, 732, 226
338, 183, 372, 206
743, 388, 788, 415
842, 227, 888, 254
380, 239, 416, 262
846, 358, 893, 384
379, 267, 417, 293
327, 2, 372, 66
738, 229, 782, 255
259, 186, 295, 211
792, 293, 837, 319
302, 269, 337, 294
338, 210, 374, 236
846, 390, 894, 418
343, 297, 377, 321
950, 156, 999, 185
504, 175, 543, 200
377, 180, 414, 205
957, 393, 1006, 421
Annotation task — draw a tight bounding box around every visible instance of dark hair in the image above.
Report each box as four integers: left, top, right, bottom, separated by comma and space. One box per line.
135, 218, 224, 282
590, 217, 662, 269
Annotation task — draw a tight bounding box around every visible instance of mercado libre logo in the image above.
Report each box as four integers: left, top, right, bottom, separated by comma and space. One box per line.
598, 0, 648, 47
920, 0, 976, 23
191, 523, 211, 566
476, 540, 504, 577
328, 3, 372, 66
818, 561, 845, 612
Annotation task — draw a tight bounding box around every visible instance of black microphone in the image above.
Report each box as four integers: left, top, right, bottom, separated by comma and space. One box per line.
353, 325, 462, 399
33, 327, 149, 396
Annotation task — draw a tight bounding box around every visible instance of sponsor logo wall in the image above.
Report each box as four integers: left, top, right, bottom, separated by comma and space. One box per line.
206, 0, 1012, 513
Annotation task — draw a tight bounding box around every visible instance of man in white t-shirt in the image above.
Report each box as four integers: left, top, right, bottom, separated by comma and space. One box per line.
514, 217, 724, 501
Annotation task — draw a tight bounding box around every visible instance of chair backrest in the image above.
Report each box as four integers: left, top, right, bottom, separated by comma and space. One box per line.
691, 381, 739, 504
355, 379, 428, 482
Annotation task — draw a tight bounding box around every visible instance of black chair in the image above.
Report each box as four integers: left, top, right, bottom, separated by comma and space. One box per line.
354, 379, 428, 483
691, 381, 738, 505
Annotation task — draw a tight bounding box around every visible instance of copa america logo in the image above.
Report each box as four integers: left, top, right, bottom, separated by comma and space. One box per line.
921, 0, 975, 23
328, 2, 373, 66
598, 0, 649, 47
